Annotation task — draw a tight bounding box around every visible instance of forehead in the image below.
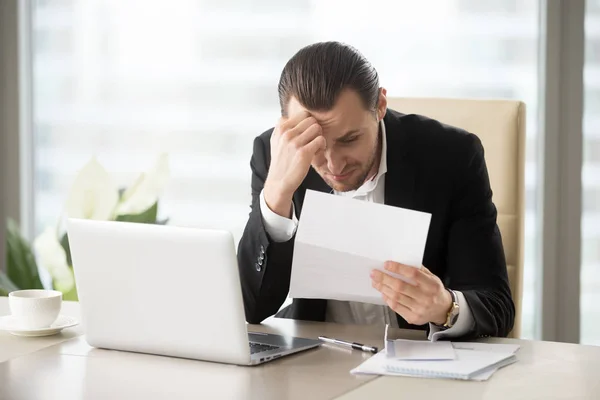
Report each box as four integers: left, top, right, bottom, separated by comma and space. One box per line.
286, 90, 372, 137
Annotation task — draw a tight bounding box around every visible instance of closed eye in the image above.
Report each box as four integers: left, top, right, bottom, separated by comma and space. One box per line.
339, 136, 359, 144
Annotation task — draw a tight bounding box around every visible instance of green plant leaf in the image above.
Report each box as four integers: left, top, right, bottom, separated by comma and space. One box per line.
59, 233, 72, 266
59, 276, 78, 301
116, 201, 158, 224
0, 271, 19, 296
6, 219, 44, 290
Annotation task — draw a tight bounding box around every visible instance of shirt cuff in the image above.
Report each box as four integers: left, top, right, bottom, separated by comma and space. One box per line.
259, 189, 298, 242
428, 290, 475, 341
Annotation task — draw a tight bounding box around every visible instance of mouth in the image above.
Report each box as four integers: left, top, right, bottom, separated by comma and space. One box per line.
328, 170, 354, 182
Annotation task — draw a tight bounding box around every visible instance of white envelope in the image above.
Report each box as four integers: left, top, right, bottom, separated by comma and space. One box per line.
289, 189, 432, 305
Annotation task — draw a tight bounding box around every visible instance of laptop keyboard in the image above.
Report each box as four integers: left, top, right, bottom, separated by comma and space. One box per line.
249, 341, 280, 354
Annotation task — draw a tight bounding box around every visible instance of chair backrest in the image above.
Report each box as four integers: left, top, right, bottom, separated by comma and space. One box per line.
386, 97, 526, 338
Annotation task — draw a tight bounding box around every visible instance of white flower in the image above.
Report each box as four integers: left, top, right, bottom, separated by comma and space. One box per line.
33, 228, 75, 292
65, 157, 119, 220
116, 153, 170, 215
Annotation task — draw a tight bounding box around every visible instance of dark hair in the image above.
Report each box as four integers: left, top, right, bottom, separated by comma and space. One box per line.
278, 41, 380, 116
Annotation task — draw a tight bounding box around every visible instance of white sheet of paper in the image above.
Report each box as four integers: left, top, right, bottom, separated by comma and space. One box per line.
452, 342, 521, 354
289, 190, 432, 304
387, 339, 456, 360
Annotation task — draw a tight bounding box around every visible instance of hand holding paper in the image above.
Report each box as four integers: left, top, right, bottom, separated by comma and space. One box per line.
371, 262, 453, 326
289, 190, 432, 305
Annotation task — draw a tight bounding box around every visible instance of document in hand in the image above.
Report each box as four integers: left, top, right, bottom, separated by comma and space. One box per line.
289, 190, 432, 304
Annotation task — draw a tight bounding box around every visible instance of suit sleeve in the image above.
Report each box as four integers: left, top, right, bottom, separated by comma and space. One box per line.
446, 134, 515, 338
237, 136, 296, 324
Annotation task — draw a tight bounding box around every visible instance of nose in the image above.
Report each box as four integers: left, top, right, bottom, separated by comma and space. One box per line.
325, 148, 346, 176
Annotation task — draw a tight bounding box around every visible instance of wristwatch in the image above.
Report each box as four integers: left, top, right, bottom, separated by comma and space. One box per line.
439, 289, 460, 329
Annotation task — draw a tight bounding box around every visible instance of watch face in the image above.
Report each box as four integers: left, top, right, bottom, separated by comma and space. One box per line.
448, 302, 460, 327
450, 313, 459, 325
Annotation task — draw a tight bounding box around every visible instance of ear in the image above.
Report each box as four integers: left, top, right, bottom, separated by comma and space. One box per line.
377, 87, 388, 121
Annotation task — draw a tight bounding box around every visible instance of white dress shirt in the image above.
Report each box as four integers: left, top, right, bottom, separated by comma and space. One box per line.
259, 121, 475, 341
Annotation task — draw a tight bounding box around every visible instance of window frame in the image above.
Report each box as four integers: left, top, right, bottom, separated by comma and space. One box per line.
537, 0, 585, 343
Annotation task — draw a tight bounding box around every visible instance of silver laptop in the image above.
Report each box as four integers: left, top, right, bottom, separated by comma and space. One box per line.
67, 218, 320, 365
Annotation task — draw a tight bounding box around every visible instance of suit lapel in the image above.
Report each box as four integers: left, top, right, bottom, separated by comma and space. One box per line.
384, 159, 416, 209
383, 110, 416, 209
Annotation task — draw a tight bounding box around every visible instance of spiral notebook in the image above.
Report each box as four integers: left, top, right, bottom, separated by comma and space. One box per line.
383, 349, 516, 380
352, 349, 516, 381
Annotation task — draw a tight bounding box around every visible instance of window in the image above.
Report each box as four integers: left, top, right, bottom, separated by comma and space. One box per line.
581, 0, 600, 345
30, 0, 540, 338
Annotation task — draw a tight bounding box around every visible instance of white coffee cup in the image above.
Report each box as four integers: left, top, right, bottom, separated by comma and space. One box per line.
8, 289, 63, 329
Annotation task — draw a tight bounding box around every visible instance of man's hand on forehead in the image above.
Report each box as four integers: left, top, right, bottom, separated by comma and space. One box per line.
264, 109, 326, 218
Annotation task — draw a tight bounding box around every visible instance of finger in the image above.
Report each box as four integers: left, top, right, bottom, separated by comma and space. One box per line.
380, 277, 422, 301
372, 280, 419, 311
372, 268, 417, 288
287, 117, 319, 140
294, 122, 322, 147
383, 261, 426, 285
372, 272, 421, 300
384, 262, 440, 293
300, 135, 326, 158
279, 112, 311, 134
382, 295, 421, 325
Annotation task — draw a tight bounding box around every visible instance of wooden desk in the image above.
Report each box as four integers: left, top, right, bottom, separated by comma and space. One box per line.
2, 298, 600, 399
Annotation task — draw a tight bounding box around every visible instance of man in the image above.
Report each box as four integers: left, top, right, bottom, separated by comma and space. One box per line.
237, 41, 514, 340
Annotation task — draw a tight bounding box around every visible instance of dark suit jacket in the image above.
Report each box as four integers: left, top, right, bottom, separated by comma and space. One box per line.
237, 109, 515, 339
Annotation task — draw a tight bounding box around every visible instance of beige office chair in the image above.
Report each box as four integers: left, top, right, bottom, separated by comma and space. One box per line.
386, 98, 526, 338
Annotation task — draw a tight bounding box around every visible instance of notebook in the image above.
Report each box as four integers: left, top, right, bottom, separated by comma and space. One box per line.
383, 349, 516, 380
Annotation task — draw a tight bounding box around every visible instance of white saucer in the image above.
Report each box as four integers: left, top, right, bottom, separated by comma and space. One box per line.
0, 314, 79, 337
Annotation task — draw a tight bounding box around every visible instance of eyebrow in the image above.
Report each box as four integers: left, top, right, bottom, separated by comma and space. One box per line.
336, 129, 361, 142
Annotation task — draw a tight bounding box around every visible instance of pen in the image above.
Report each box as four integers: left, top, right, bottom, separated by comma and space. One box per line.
318, 336, 378, 354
